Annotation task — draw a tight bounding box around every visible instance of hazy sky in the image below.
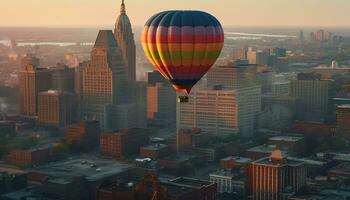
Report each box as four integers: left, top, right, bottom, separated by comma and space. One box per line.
1, 0, 350, 28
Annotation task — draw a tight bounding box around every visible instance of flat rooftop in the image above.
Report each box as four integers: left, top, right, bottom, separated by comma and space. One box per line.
268, 136, 303, 142
168, 177, 214, 189
337, 104, 350, 109
221, 156, 252, 164
247, 145, 288, 155
253, 157, 304, 167
141, 144, 168, 151
29, 157, 132, 183
328, 162, 350, 176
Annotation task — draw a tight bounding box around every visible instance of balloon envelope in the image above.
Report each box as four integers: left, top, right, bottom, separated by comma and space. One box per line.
142, 10, 224, 94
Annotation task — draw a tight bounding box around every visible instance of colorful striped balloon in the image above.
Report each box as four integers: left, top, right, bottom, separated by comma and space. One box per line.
142, 10, 224, 94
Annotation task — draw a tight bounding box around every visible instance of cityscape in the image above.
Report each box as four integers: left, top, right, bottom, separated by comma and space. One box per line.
1, 0, 350, 200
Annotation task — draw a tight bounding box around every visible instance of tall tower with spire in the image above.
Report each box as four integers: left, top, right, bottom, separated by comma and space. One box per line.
114, 0, 136, 82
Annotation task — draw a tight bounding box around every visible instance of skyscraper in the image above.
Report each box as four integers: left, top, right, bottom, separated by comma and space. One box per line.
114, 0, 136, 81
18, 62, 52, 116
51, 63, 75, 93
251, 150, 307, 200
81, 30, 126, 129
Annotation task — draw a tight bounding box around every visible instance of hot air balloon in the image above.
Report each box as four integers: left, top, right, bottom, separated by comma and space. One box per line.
142, 10, 224, 101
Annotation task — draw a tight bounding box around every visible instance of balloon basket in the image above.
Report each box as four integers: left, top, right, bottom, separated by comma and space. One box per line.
178, 96, 189, 103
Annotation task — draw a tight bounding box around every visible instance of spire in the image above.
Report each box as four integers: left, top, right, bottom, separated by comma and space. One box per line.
120, 0, 126, 14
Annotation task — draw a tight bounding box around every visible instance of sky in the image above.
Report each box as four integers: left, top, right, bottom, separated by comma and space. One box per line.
1, 0, 350, 28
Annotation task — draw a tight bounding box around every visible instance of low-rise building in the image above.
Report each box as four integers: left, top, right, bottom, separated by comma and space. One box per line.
100, 128, 149, 159
140, 144, 168, 159
210, 169, 246, 195
6, 147, 50, 166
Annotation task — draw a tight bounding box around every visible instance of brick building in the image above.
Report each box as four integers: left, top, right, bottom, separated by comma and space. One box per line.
140, 144, 168, 159
176, 128, 208, 152
97, 173, 217, 200
100, 128, 149, 158
6, 148, 50, 166
65, 120, 100, 147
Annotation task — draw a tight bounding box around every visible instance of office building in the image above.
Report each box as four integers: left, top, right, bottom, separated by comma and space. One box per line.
20, 54, 40, 68
207, 63, 258, 90
100, 128, 149, 158
140, 144, 169, 159
290, 73, 335, 121
246, 47, 257, 64
27, 157, 132, 200
147, 70, 169, 86
81, 30, 127, 129
316, 30, 332, 42
336, 104, 350, 134
177, 87, 261, 137
96, 174, 217, 200
38, 90, 73, 127
114, 0, 136, 81
210, 170, 247, 195
51, 64, 75, 93
256, 50, 270, 66
65, 120, 100, 146
18, 64, 52, 116
251, 150, 307, 200
147, 83, 176, 125
232, 47, 248, 60
7, 147, 50, 166
272, 48, 287, 57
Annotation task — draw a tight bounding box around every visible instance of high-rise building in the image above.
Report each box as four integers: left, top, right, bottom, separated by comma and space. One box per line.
299, 30, 304, 42
147, 83, 176, 124
51, 64, 75, 93
309, 32, 316, 42
336, 104, 350, 134
20, 54, 40, 68
207, 64, 258, 90
272, 48, 287, 57
114, 0, 136, 81
256, 50, 270, 66
232, 47, 248, 60
247, 47, 257, 64
251, 150, 307, 200
290, 73, 335, 121
177, 87, 261, 137
147, 70, 169, 86
316, 30, 332, 42
38, 90, 73, 127
81, 30, 126, 129
18, 63, 52, 116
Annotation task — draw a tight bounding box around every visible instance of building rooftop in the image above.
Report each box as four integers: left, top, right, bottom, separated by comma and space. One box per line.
0, 165, 26, 175
29, 157, 132, 183
141, 144, 168, 151
247, 144, 288, 155
209, 169, 245, 180
268, 135, 304, 142
221, 156, 252, 164
168, 177, 214, 189
328, 162, 350, 177
337, 104, 350, 109
94, 30, 118, 48
253, 155, 304, 167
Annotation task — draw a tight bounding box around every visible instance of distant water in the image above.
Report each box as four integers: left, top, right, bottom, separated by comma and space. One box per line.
225, 32, 296, 40
0, 40, 94, 47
